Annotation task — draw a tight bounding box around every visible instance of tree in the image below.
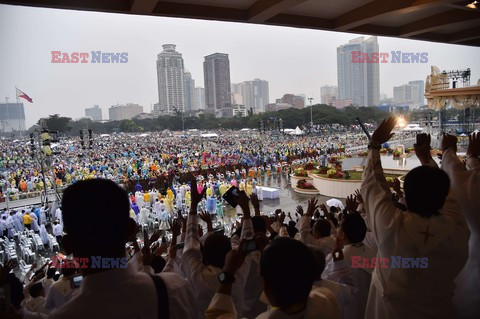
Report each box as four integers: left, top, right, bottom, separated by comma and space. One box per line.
38, 114, 72, 132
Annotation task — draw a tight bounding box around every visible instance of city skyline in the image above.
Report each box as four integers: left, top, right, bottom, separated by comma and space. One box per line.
0, 4, 479, 126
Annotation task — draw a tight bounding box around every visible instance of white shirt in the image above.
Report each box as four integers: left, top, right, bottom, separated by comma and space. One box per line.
182, 214, 250, 318
442, 148, 480, 318
45, 276, 77, 310
53, 224, 63, 237
23, 296, 50, 315
49, 265, 196, 319
361, 148, 469, 319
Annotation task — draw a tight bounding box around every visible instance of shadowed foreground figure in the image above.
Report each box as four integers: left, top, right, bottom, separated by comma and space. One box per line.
49, 178, 196, 319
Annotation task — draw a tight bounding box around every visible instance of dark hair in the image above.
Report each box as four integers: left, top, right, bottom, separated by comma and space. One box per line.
46, 267, 56, 279
313, 219, 331, 237
287, 221, 298, 238
404, 166, 450, 218
203, 233, 232, 269
62, 179, 130, 256
29, 283, 44, 298
7, 273, 25, 309
53, 273, 61, 281
61, 260, 78, 277
340, 212, 367, 243
308, 245, 326, 280
261, 238, 315, 307
252, 216, 266, 234
150, 255, 167, 274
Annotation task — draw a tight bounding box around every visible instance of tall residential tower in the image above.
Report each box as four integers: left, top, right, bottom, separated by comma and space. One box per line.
203, 53, 231, 116
337, 36, 380, 107
156, 44, 185, 116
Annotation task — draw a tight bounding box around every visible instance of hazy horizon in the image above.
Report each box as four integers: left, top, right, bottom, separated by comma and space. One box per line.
1, 4, 479, 127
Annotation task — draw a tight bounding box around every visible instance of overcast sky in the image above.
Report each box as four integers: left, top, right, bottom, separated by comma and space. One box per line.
1, 4, 479, 127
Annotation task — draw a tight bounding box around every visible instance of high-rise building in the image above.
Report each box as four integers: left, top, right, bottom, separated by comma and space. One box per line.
183, 70, 195, 114
157, 44, 185, 115
337, 36, 380, 106
320, 85, 338, 104
203, 53, 231, 116
243, 79, 269, 113
409, 80, 425, 105
109, 103, 143, 121
393, 80, 425, 107
0, 102, 25, 132
85, 105, 102, 121
193, 87, 206, 111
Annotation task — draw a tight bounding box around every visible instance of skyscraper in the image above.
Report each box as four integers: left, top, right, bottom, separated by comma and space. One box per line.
337, 36, 380, 106
193, 87, 206, 111
156, 44, 184, 115
231, 79, 269, 113
183, 70, 195, 114
0, 102, 25, 132
85, 105, 102, 121
320, 85, 338, 104
203, 53, 231, 116
393, 80, 425, 107
243, 79, 269, 113
409, 80, 425, 106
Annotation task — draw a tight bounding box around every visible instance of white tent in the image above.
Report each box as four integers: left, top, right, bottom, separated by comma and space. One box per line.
200, 133, 219, 138
290, 126, 304, 135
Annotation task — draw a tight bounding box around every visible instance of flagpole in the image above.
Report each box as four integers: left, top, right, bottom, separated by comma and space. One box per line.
15, 85, 22, 138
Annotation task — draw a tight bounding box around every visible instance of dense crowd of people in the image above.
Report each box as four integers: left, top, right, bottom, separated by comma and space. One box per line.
0, 127, 418, 200
0, 118, 478, 319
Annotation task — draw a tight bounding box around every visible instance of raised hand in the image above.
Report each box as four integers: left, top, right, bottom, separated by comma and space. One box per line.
278, 211, 286, 225
171, 219, 182, 239
250, 193, 261, 216
371, 117, 396, 146
393, 178, 403, 198
306, 198, 319, 217
441, 133, 457, 152
345, 195, 358, 212
467, 132, 480, 157
354, 189, 364, 204
223, 241, 247, 275
149, 230, 162, 244
198, 225, 204, 237
414, 133, 433, 165
199, 212, 213, 232
190, 178, 206, 213
332, 236, 344, 262
296, 205, 304, 216
237, 190, 251, 218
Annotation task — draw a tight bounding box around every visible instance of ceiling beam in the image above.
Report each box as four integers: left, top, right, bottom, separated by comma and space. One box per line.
152, 1, 247, 21
399, 9, 480, 37
130, 0, 158, 14
448, 26, 480, 43
247, 0, 307, 23
334, 0, 458, 31
265, 14, 333, 30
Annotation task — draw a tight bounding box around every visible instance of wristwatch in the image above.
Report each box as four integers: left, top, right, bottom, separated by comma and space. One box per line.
218, 271, 235, 284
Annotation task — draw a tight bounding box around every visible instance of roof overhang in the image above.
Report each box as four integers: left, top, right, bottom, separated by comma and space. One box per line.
1, 0, 480, 47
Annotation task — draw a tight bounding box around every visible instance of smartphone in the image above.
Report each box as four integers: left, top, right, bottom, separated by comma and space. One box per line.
70, 275, 83, 289
0, 285, 11, 313
242, 238, 258, 253
161, 236, 167, 244
223, 186, 240, 207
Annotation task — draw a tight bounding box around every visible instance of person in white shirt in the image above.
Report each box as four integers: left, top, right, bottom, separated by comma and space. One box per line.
45, 262, 78, 310
23, 282, 50, 315
361, 118, 469, 319
206, 237, 340, 319
55, 207, 62, 226
327, 211, 374, 319
441, 132, 480, 318
49, 178, 196, 319
52, 220, 63, 246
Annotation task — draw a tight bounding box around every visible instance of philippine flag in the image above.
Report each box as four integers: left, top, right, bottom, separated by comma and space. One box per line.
16, 88, 33, 103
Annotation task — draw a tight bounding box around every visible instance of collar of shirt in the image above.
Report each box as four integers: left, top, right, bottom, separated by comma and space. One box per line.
81, 265, 137, 294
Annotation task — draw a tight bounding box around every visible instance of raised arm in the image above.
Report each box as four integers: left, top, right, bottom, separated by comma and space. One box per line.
361, 118, 403, 245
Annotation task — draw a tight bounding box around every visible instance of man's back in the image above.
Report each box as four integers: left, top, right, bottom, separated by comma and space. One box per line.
49, 267, 157, 319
